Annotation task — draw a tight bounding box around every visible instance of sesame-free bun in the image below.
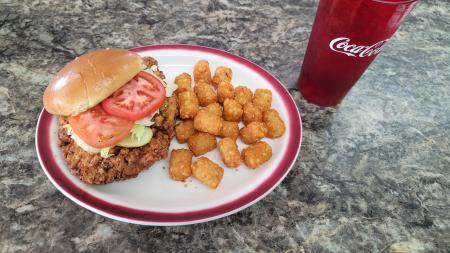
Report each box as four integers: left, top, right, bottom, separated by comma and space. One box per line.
43, 48, 142, 116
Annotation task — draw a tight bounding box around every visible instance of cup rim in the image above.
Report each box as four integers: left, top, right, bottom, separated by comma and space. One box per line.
370, 0, 417, 4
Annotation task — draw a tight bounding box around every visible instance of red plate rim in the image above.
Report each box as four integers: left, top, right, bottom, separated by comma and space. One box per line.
35, 44, 302, 225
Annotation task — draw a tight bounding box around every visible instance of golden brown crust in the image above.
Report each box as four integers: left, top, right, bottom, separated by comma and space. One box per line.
234, 86, 253, 106
194, 81, 217, 106
220, 121, 239, 140
169, 149, 193, 181
217, 81, 235, 103
218, 137, 241, 168
193, 109, 223, 136
263, 109, 286, 138
239, 121, 268, 144
223, 98, 243, 122
174, 73, 192, 94
212, 66, 232, 87
178, 90, 199, 119
252, 89, 272, 111
175, 120, 195, 144
191, 157, 224, 189
242, 102, 263, 125
242, 141, 272, 169
142, 57, 166, 80
193, 60, 212, 85
203, 103, 223, 117
187, 132, 217, 156
59, 126, 171, 184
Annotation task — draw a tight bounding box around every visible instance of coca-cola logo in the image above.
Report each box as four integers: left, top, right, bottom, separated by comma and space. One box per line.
329, 37, 389, 57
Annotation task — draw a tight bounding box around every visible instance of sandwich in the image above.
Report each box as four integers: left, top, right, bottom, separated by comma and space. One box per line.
43, 48, 178, 184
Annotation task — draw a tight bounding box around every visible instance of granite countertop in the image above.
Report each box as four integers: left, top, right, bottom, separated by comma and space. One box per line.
1, 0, 449, 252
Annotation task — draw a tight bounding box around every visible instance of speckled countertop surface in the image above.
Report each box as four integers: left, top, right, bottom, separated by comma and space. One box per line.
1, 0, 449, 252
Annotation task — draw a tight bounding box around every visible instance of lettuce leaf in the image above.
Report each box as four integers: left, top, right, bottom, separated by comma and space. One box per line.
100, 147, 112, 158
62, 124, 73, 135
63, 124, 101, 153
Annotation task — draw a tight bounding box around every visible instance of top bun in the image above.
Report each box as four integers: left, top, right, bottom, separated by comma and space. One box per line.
43, 48, 142, 116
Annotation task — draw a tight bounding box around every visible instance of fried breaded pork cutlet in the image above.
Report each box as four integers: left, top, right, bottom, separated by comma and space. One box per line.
58, 94, 177, 184
42, 49, 178, 184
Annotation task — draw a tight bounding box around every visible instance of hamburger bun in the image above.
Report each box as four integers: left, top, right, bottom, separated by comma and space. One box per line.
43, 48, 142, 116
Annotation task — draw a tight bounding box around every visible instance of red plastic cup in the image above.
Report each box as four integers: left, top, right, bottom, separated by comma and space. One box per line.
298, 0, 418, 107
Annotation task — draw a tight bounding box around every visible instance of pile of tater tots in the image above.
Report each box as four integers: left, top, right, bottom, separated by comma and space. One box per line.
169, 60, 286, 189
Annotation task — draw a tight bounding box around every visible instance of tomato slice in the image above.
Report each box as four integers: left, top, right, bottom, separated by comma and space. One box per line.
101, 71, 166, 121
68, 105, 134, 149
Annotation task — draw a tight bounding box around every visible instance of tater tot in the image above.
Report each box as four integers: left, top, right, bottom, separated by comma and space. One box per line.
174, 73, 192, 93
252, 89, 272, 111
175, 120, 195, 143
242, 141, 272, 169
178, 90, 199, 119
239, 121, 268, 144
194, 60, 212, 84
204, 102, 223, 117
187, 132, 217, 156
169, 149, 193, 181
194, 81, 217, 106
193, 109, 223, 135
212, 66, 233, 87
223, 98, 243, 122
263, 109, 286, 138
192, 157, 224, 189
234, 86, 253, 106
218, 137, 241, 168
217, 81, 235, 103
220, 121, 239, 140
243, 102, 263, 125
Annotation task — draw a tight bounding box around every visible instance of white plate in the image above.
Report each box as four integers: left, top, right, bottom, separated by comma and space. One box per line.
36, 44, 302, 225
